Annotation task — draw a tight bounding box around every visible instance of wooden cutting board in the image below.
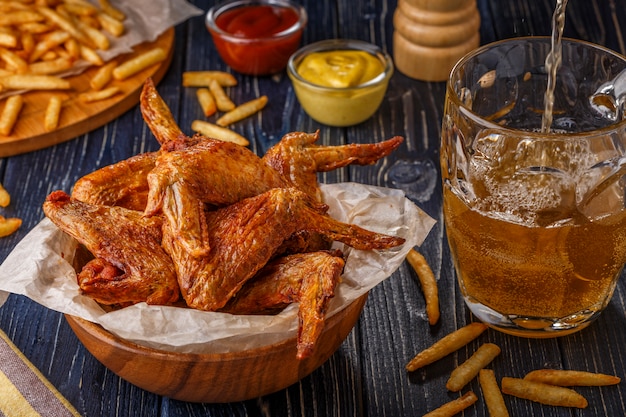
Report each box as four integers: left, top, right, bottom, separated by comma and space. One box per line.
0, 28, 175, 158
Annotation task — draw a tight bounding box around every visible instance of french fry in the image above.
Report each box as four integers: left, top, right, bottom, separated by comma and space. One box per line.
524, 369, 621, 386
191, 120, 249, 147
0, 74, 71, 90
96, 11, 124, 37
479, 369, 510, 417
78, 14, 101, 31
79, 43, 104, 66
29, 30, 71, 63
216, 95, 268, 127
0, 183, 10, 207
20, 32, 35, 56
17, 22, 53, 35
0, 4, 20, 13
98, 0, 126, 21
196, 87, 216, 117
63, 37, 80, 60
0, 2, 30, 12
28, 56, 73, 74
501, 377, 588, 408
78, 85, 120, 102
406, 322, 488, 372
112, 47, 167, 80
36, 6, 96, 49
0, 32, 19, 48
0, 11, 45, 26
41, 50, 59, 61
75, 17, 109, 50
44, 95, 62, 131
423, 391, 478, 417
209, 78, 235, 112
446, 343, 501, 392
0, 47, 28, 73
62, 1, 98, 17
0, 94, 23, 135
406, 248, 439, 325
0, 215, 21, 238
182, 70, 237, 87
89, 59, 116, 90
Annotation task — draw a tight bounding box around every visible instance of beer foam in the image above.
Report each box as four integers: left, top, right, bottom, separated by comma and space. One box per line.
469, 131, 608, 226
476, 177, 564, 225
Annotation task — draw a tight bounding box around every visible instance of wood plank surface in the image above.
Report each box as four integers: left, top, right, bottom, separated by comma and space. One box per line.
0, 0, 625, 416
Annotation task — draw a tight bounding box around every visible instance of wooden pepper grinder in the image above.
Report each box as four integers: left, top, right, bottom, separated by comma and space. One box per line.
393, 0, 480, 82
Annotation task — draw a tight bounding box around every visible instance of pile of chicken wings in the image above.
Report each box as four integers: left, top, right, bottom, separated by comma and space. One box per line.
43, 78, 405, 359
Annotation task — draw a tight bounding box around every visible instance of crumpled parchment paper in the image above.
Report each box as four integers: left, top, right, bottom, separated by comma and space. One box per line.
94, 0, 203, 61
0, 183, 436, 354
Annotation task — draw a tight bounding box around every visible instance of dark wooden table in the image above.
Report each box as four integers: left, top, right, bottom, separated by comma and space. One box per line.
1, 0, 626, 415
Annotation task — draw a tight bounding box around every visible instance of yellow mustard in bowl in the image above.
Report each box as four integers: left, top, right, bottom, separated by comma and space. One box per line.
287, 39, 394, 126
297, 50, 385, 88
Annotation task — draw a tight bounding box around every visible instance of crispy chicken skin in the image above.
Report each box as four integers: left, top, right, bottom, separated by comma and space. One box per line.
221, 250, 345, 359
140, 77, 189, 145
71, 152, 157, 211
145, 138, 289, 256
262, 131, 404, 200
295, 251, 344, 359
145, 138, 288, 213
163, 187, 404, 312
43, 191, 179, 306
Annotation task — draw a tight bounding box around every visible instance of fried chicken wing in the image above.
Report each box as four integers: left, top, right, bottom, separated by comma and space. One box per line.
262, 131, 404, 200
71, 152, 157, 211
70, 79, 193, 210
221, 250, 344, 314
43, 191, 179, 306
163, 187, 404, 312
296, 251, 344, 359
221, 250, 345, 359
140, 77, 189, 145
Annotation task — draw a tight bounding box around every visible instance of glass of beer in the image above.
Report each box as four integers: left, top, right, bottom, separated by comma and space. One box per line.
441, 37, 626, 337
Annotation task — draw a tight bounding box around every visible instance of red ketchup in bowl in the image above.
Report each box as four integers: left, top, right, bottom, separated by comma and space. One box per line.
218, 5, 298, 38
207, 2, 307, 75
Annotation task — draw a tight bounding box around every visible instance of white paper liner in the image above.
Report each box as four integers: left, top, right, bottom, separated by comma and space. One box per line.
0, 183, 435, 354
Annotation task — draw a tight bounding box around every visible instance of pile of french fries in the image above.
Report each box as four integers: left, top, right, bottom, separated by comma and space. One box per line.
0, 0, 168, 135
183, 70, 268, 147
404, 250, 622, 417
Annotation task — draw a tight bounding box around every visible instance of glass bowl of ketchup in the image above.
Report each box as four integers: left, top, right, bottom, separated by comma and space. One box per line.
206, 0, 307, 76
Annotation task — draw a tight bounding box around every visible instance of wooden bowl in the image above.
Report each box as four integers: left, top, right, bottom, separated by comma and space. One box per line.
65, 293, 368, 403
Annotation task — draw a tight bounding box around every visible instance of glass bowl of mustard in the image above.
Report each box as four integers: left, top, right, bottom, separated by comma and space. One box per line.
287, 39, 394, 126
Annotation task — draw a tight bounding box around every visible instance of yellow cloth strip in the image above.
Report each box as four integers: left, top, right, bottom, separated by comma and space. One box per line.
0, 329, 81, 417
0, 369, 42, 417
